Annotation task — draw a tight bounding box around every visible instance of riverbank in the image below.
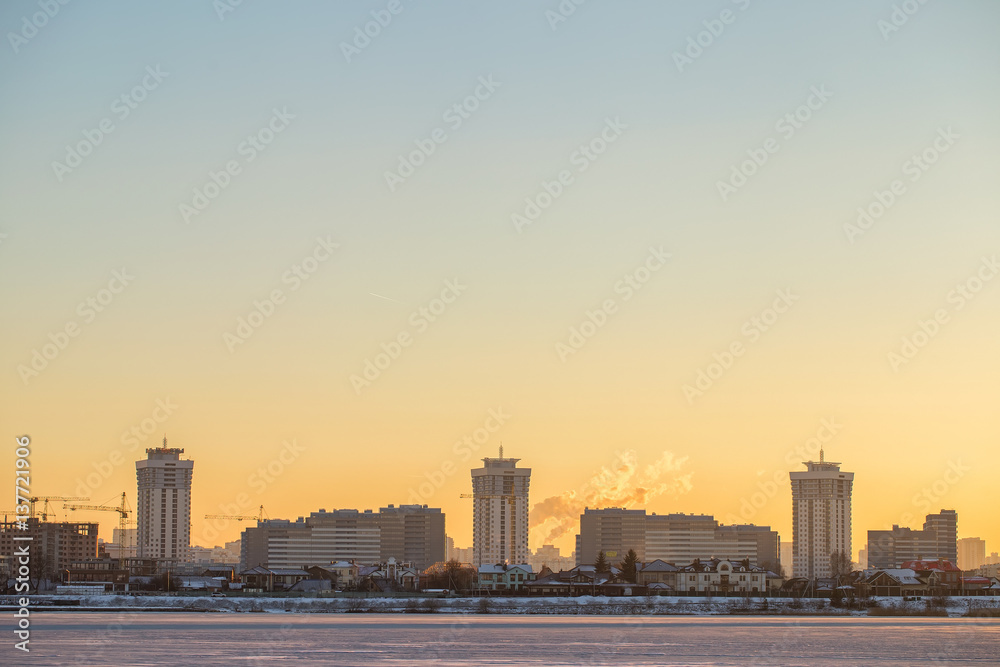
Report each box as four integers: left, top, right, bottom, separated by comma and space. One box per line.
4, 594, 999, 617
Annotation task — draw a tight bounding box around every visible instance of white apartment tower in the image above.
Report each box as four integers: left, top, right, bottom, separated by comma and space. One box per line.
136, 439, 194, 562
790, 449, 853, 579
471, 446, 530, 566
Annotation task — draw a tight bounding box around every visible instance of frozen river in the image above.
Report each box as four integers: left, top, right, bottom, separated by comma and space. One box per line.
8, 613, 1000, 666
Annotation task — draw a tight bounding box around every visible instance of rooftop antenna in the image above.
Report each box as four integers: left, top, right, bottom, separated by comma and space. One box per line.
820, 445, 824, 463
163, 434, 167, 448
499, 443, 503, 459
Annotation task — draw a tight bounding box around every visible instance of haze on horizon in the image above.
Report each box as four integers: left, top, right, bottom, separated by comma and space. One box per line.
1, 0, 998, 560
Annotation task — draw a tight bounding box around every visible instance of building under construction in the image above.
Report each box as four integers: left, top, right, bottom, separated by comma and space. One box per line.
0, 517, 98, 586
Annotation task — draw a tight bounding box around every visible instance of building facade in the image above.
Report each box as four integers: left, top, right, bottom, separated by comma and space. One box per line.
867, 510, 958, 569
577, 509, 779, 570
241, 505, 444, 570
675, 558, 767, 595
579, 507, 647, 565
789, 453, 853, 579
136, 441, 194, 562
958, 537, 987, 571
471, 448, 530, 566
0, 517, 98, 580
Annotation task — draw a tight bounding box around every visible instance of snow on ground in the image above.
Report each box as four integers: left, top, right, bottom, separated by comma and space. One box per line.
4, 594, 998, 617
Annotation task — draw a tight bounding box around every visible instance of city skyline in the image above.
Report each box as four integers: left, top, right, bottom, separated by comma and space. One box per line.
2, 0, 997, 583
16, 433, 991, 566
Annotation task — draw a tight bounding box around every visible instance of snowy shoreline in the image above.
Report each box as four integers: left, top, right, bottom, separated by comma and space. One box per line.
5, 595, 999, 618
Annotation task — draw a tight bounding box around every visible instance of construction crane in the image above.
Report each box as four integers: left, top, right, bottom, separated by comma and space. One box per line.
65, 493, 131, 570
28, 496, 90, 521
204, 505, 268, 522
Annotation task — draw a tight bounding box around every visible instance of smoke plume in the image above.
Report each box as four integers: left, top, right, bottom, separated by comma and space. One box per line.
529, 450, 693, 546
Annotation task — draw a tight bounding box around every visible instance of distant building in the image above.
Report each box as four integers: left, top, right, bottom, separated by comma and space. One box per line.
188, 541, 241, 565
104, 527, 137, 561
471, 447, 530, 566
790, 451, 853, 579
241, 504, 444, 570
780, 542, 795, 578
529, 544, 574, 572
0, 517, 98, 579
136, 439, 194, 562
958, 537, 986, 571
577, 508, 779, 570
867, 510, 958, 569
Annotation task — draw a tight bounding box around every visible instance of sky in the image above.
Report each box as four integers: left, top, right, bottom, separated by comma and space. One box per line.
1, 0, 998, 563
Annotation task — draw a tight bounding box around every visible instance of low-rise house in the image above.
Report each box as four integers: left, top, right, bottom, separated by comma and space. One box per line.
287, 578, 331, 593
902, 560, 962, 594
675, 558, 766, 595
239, 566, 309, 592
637, 560, 678, 590
176, 576, 224, 592
357, 558, 420, 593
866, 568, 926, 596
328, 561, 360, 590
477, 563, 535, 593
524, 565, 619, 596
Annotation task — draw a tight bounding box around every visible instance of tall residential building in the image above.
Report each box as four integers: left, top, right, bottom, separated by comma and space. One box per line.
136, 440, 194, 562
867, 510, 958, 569
240, 505, 444, 570
376, 504, 446, 567
923, 510, 957, 563
579, 507, 647, 565
958, 537, 987, 571
471, 447, 530, 566
789, 451, 853, 579
577, 508, 779, 569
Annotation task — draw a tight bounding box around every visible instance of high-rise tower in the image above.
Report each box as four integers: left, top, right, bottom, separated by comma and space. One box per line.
136, 438, 194, 562
789, 448, 853, 579
471, 446, 530, 566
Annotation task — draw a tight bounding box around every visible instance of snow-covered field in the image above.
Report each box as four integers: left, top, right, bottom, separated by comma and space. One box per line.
7, 594, 999, 617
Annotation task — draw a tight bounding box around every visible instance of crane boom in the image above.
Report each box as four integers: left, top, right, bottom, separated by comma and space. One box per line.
65, 493, 131, 570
